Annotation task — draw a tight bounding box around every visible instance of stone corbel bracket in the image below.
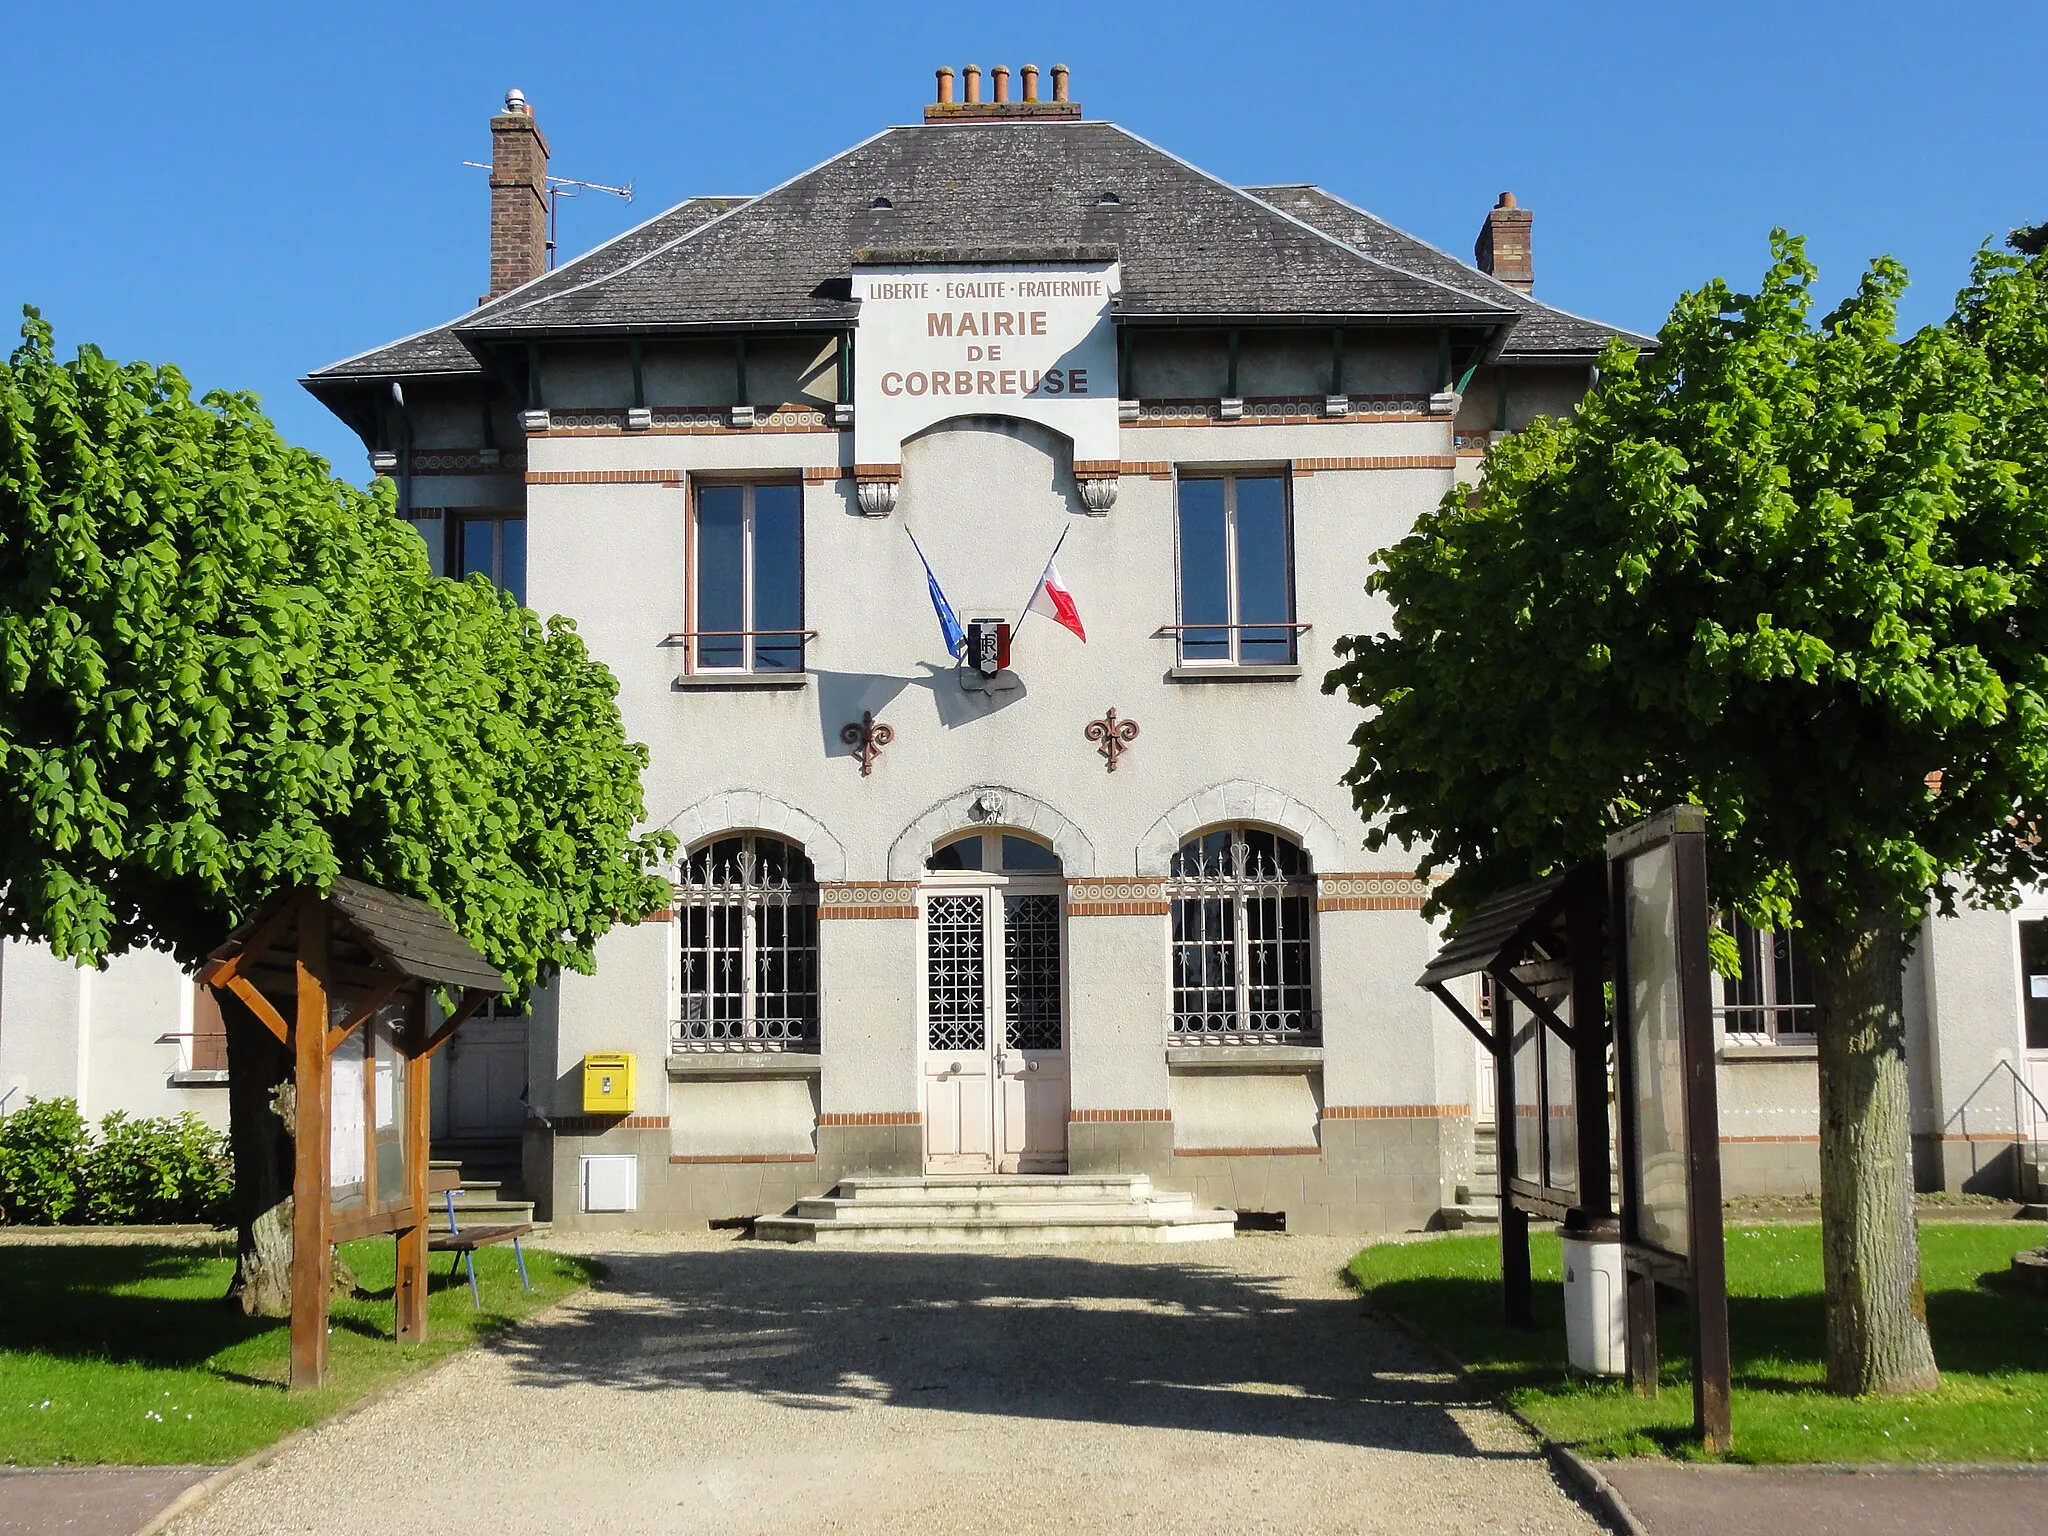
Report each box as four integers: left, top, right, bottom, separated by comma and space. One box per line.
1074, 460, 1119, 515
854, 463, 901, 517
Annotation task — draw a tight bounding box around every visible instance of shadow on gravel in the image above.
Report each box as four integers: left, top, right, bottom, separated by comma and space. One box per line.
486, 1245, 1534, 1459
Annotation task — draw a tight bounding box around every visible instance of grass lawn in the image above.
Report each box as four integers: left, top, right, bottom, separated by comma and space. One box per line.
1350, 1221, 2048, 1464
0, 1238, 598, 1466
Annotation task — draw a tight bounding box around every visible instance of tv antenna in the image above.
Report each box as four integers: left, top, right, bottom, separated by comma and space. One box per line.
463, 163, 634, 269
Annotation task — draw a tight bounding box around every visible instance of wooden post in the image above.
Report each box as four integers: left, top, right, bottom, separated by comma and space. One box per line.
1626, 1267, 1661, 1396
1567, 864, 1614, 1219
396, 992, 432, 1345
1493, 984, 1534, 1328
290, 899, 333, 1391
1674, 829, 1734, 1452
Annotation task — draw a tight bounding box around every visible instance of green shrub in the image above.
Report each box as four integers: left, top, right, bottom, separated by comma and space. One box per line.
0, 1096, 89, 1224
82, 1111, 233, 1225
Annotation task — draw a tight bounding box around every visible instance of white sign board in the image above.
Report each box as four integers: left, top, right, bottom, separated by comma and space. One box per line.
853, 262, 1120, 468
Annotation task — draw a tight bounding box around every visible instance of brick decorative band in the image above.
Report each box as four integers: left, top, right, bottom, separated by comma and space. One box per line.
1071, 1108, 1172, 1122
1317, 872, 1431, 912
1720, 1134, 1822, 1144
1118, 461, 1175, 479
1174, 1145, 1322, 1157
543, 406, 836, 435
1069, 902, 1172, 917
1922, 1131, 2028, 1143
527, 469, 685, 486
1292, 456, 1456, 475
803, 465, 851, 483
1068, 877, 1168, 917
669, 1153, 818, 1164
818, 882, 918, 920
818, 1111, 921, 1127
852, 463, 903, 482
1125, 396, 1432, 427
548, 1114, 671, 1135
407, 450, 526, 474
641, 908, 674, 923
1322, 1104, 1470, 1119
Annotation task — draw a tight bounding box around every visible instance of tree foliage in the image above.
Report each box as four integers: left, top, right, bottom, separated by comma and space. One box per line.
1326, 234, 2048, 946
0, 309, 672, 988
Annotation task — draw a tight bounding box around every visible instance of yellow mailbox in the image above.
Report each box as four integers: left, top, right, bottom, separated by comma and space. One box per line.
581, 1052, 637, 1114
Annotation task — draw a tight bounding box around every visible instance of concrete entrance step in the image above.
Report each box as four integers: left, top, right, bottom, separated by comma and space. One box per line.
756, 1173, 1236, 1246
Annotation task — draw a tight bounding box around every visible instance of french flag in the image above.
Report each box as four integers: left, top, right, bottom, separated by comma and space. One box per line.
1026, 548, 1086, 642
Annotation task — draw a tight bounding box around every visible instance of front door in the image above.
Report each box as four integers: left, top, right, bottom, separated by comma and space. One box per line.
2021, 920, 2048, 1141
923, 885, 1069, 1173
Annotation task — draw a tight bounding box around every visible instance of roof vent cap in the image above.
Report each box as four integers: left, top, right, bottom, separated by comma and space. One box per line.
1096, 190, 1120, 206
871, 196, 894, 210
503, 87, 528, 115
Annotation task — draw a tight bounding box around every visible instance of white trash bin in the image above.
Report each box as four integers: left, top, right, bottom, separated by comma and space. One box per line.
1561, 1226, 1626, 1375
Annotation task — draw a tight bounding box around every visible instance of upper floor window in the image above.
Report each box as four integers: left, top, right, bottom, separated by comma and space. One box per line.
1167, 826, 1315, 1042
675, 834, 819, 1048
1718, 919, 1815, 1045
695, 482, 804, 672
1175, 473, 1295, 666
458, 515, 526, 607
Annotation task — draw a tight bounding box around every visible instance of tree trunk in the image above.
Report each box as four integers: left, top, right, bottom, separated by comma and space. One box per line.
221, 990, 296, 1315
1811, 911, 1940, 1395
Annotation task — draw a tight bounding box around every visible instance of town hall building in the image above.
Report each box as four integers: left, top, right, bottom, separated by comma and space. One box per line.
4, 70, 2042, 1236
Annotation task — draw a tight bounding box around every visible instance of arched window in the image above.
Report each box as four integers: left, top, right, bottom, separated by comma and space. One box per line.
1167, 826, 1314, 1042
676, 834, 819, 1047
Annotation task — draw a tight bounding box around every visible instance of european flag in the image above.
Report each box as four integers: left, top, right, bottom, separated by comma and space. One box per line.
907, 529, 965, 659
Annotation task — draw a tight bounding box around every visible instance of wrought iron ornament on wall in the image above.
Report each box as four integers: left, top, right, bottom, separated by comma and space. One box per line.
1085, 708, 1139, 771
840, 712, 895, 776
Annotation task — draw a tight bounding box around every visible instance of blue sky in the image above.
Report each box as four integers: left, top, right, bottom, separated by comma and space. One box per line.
4, 1, 2041, 479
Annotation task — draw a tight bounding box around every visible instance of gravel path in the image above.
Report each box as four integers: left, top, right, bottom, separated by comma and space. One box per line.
169, 1232, 1603, 1536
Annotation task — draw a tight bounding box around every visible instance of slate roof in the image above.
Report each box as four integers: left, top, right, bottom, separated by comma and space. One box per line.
325, 877, 507, 992
451, 122, 1520, 340
304, 196, 748, 382
310, 123, 1649, 386
1242, 184, 1654, 361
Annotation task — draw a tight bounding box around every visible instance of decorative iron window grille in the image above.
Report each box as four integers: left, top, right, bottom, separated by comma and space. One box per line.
926, 892, 987, 1052
1716, 918, 1816, 1044
1167, 827, 1316, 1042
676, 835, 819, 1048
1003, 892, 1064, 1051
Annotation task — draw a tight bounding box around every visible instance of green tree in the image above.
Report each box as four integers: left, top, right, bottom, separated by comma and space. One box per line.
1326, 234, 2048, 1395
0, 311, 672, 1308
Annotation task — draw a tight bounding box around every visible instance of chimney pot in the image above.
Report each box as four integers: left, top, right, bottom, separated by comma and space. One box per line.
963, 63, 981, 104
1051, 63, 1070, 102
992, 65, 1010, 103
935, 66, 954, 105
1497, 191, 1516, 208
1021, 64, 1039, 101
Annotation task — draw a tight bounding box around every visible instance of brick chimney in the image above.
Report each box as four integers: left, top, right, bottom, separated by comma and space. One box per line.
486, 88, 550, 302
1474, 191, 1533, 294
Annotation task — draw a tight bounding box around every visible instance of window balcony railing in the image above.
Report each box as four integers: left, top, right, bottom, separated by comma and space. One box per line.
1169, 1008, 1321, 1045
1154, 620, 1311, 668
665, 628, 818, 676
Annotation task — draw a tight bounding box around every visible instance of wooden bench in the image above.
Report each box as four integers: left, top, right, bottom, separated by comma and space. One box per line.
426, 1179, 533, 1308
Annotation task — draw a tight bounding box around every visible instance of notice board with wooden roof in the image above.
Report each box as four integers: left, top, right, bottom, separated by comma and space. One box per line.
201, 878, 507, 1389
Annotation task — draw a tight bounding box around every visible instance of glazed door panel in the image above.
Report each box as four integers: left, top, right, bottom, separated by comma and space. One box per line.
997, 892, 1069, 1173
2021, 921, 2048, 1142
925, 892, 995, 1171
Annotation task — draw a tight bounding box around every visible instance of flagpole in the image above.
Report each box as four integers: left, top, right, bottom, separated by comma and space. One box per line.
1013, 526, 1070, 636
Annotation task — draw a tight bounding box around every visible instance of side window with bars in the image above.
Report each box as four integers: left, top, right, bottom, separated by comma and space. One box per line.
675, 834, 819, 1047
1167, 826, 1315, 1041
1717, 919, 1816, 1044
